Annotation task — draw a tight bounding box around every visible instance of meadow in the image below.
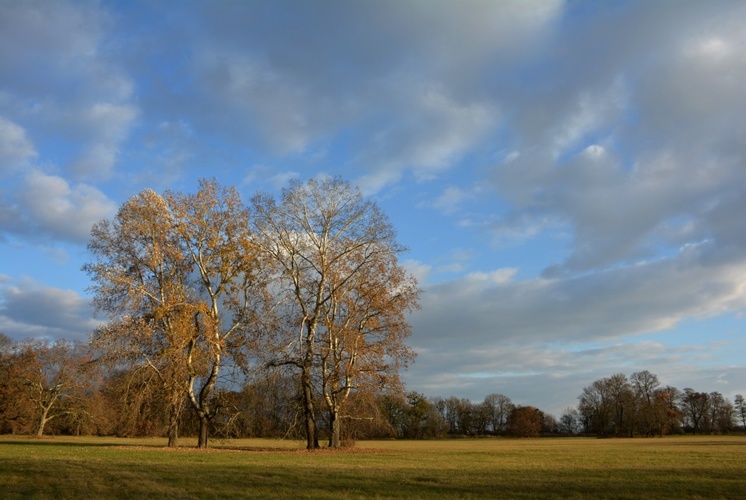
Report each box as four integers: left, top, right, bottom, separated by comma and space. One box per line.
1, 435, 745, 498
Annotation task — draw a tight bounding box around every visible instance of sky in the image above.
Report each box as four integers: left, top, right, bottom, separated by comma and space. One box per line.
1, 0, 745, 416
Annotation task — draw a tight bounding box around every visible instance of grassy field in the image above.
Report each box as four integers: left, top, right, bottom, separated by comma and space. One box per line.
1, 435, 745, 498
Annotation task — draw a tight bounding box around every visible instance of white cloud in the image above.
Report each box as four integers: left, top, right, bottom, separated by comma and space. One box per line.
411, 247, 746, 370
493, 141, 746, 274
0, 0, 137, 180
432, 186, 470, 215
242, 165, 303, 192
10, 170, 117, 243
196, 52, 338, 155
402, 259, 432, 285
464, 269, 517, 285
0, 279, 100, 341
68, 103, 139, 178
550, 80, 627, 160
359, 86, 498, 189
180, 0, 561, 191
356, 170, 406, 197
0, 1, 100, 70
477, 1, 746, 275
0, 116, 36, 171
406, 341, 746, 416
690, 37, 732, 60
633, 11, 746, 150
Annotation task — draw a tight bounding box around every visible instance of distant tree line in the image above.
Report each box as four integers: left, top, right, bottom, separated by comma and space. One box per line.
369, 372, 745, 439
3, 335, 743, 442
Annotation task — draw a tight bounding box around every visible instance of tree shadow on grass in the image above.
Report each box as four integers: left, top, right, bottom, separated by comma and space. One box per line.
0, 437, 307, 453
0, 437, 162, 448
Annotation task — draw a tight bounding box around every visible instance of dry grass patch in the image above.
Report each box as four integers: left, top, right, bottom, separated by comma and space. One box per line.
1, 435, 744, 498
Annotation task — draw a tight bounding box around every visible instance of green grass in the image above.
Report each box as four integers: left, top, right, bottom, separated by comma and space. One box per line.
1, 435, 745, 498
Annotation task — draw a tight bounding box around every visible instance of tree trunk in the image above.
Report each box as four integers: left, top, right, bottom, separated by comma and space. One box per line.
198, 416, 209, 448
167, 422, 179, 448
186, 333, 220, 449
36, 412, 49, 437
301, 366, 318, 449
329, 408, 341, 448
167, 401, 180, 447
301, 319, 319, 450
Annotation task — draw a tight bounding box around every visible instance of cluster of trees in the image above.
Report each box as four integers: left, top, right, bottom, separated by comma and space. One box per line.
80, 178, 419, 449
0, 341, 543, 442
573, 370, 745, 437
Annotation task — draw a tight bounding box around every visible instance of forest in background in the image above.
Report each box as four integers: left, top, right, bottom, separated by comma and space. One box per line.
1, 334, 744, 443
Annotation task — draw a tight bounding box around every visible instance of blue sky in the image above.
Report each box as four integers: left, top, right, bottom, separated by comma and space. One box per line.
1, 0, 745, 416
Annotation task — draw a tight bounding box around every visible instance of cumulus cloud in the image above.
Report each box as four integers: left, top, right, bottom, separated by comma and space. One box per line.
355, 86, 498, 189
1, 171, 116, 244
67, 103, 140, 178
415, 244, 746, 347
0, 279, 100, 341
0, 116, 36, 171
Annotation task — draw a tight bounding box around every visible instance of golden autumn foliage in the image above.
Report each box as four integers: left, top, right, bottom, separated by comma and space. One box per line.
252, 177, 420, 448
85, 180, 267, 448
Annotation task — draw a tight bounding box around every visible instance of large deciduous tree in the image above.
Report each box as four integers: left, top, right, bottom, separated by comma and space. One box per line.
85, 180, 265, 448
578, 377, 614, 436
319, 234, 419, 447
86, 187, 191, 445
630, 370, 661, 436
252, 177, 420, 449
482, 393, 514, 435
681, 388, 710, 434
